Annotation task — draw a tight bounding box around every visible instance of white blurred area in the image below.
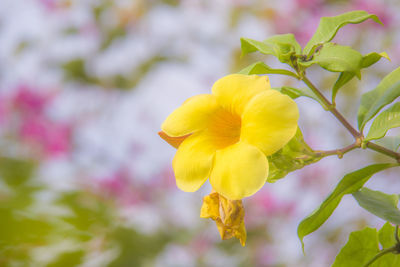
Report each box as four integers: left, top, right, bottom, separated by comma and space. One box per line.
0, 0, 400, 266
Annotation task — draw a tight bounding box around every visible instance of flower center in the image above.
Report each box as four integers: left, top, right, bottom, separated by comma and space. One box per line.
208, 109, 241, 149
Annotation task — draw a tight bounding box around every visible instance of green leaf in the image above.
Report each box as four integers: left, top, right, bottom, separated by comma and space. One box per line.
378, 222, 397, 249
357, 67, 400, 130
331, 52, 389, 103
297, 163, 396, 251
272, 86, 326, 107
240, 34, 301, 63
238, 61, 298, 78
240, 38, 274, 56
377, 223, 400, 266
332, 72, 355, 102
361, 52, 390, 69
299, 43, 363, 76
272, 87, 301, 99
266, 33, 302, 54
332, 227, 380, 267
365, 103, 400, 141
304, 10, 382, 55
353, 187, 400, 225
374, 136, 400, 152
333, 224, 400, 267
267, 128, 321, 183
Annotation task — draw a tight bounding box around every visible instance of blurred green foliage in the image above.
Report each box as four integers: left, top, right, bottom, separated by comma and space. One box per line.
0, 157, 172, 266
62, 56, 169, 90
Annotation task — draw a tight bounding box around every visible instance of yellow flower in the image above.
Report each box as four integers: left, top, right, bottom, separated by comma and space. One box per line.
161, 74, 299, 200
200, 192, 247, 246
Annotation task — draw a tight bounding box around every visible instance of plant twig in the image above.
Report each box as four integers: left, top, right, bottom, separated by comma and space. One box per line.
364, 246, 397, 267
366, 142, 400, 163
300, 75, 400, 163
301, 76, 362, 140
363, 226, 400, 266
314, 143, 359, 158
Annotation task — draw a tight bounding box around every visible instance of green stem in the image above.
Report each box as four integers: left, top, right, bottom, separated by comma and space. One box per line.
364, 246, 397, 267
314, 142, 359, 158
366, 142, 400, 163
301, 76, 361, 139
301, 75, 400, 162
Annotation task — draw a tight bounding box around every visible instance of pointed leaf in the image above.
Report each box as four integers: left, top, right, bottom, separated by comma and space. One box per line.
267, 128, 321, 183
240, 38, 274, 56
297, 163, 396, 250
272, 87, 301, 99
365, 103, 400, 141
238, 61, 298, 78
304, 11, 382, 54
357, 67, 400, 130
299, 43, 363, 76
272, 86, 326, 107
332, 72, 356, 102
331, 52, 389, 103
332, 227, 380, 267
353, 187, 400, 225
361, 52, 390, 68
240, 34, 301, 63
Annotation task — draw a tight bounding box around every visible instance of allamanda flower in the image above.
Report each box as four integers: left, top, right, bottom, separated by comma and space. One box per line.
160, 74, 299, 200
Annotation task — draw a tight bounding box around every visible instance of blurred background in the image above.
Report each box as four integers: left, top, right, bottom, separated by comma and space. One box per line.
0, 0, 399, 266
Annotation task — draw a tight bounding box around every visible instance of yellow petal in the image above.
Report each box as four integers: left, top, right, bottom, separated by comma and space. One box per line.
200, 192, 220, 220
200, 192, 247, 246
210, 142, 268, 200
211, 74, 270, 116
161, 94, 220, 137
219, 196, 244, 227
216, 219, 246, 246
172, 132, 217, 192
236, 221, 247, 246
158, 131, 190, 149
202, 108, 241, 149
241, 90, 299, 156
